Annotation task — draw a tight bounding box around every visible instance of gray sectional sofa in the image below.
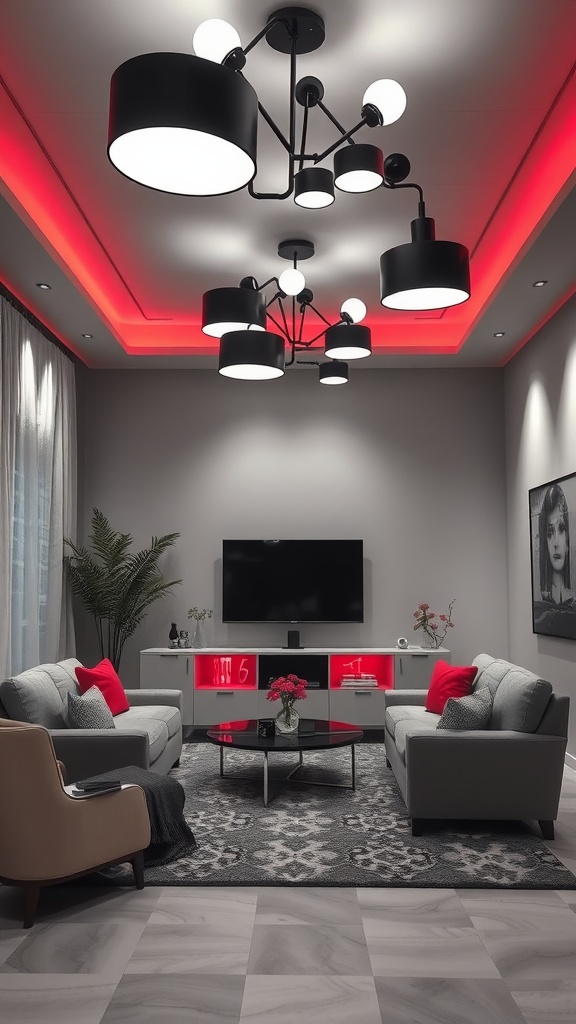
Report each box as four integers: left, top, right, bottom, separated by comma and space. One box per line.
384, 653, 570, 838
0, 658, 182, 783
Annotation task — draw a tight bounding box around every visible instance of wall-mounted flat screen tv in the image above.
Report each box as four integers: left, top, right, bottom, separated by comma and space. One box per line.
222, 539, 364, 623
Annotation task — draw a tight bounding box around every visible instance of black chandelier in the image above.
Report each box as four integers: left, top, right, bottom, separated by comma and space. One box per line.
107, 7, 406, 204
206, 239, 371, 383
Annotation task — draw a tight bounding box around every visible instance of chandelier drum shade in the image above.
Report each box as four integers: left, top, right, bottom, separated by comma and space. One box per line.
218, 331, 285, 380
324, 324, 372, 360
334, 144, 384, 193
202, 287, 266, 337
380, 215, 471, 310
108, 53, 258, 195
319, 360, 349, 385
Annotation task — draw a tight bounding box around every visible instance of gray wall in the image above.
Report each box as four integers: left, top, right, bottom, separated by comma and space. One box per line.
505, 293, 576, 760
75, 366, 508, 690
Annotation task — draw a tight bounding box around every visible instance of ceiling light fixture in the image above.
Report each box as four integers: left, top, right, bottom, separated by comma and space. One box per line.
207, 239, 370, 382
379, 154, 471, 310
81, 333, 93, 338
532, 280, 548, 287
494, 331, 505, 337
36, 282, 51, 290
107, 7, 406, 202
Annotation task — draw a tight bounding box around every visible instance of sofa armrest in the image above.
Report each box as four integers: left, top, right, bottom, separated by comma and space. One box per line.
403, 730, 567, 820
384, 689, 428, 708
125, 689, 183, 713
49, 728, 150, 783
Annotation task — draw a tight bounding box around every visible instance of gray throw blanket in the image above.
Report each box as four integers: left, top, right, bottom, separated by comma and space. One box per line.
85, 765, 196, 867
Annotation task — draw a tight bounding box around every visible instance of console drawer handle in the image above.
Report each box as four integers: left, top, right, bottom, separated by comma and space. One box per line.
216, 691, 234, 696
354, 690, 372, 696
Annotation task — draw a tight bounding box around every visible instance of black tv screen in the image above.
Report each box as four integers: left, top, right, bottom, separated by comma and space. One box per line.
222, 539, 364, 623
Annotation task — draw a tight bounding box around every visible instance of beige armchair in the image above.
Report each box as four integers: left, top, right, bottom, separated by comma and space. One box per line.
0, 719, 151, 927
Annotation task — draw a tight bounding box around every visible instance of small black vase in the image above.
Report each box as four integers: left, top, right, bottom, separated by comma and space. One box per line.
168, 622, 179, 642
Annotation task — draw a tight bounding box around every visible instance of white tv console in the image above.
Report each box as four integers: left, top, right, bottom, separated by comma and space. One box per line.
139, 646, 450, 727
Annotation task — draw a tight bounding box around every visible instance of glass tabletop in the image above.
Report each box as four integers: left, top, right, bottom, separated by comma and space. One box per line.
206, 718, 363, 752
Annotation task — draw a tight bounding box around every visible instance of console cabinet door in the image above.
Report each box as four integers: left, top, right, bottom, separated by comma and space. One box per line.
139, 652, 193, 724
395, 651, 448, 690
194, 689, 258, 726
329, 689, 387, 727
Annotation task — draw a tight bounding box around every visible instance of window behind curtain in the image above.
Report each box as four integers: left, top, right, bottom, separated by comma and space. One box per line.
0, 297, 77, 677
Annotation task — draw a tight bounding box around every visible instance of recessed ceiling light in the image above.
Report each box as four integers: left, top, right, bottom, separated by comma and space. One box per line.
532, 280, 548, 287
36, 282, 51, 289
494, 331, 505, 337
81, 333, 93, 339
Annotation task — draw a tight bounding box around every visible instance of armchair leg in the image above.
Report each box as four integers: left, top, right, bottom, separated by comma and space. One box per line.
411, 818, 424, 837
22, 883, 41, 929
131, 851, 145, 889
539, 820, 555, 840
385, 757, 391, 768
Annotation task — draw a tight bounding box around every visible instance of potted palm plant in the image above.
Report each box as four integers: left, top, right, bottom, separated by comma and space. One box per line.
65, 508, 182, 671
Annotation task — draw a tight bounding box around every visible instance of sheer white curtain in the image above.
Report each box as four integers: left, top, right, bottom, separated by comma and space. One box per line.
0, 296, 77, 677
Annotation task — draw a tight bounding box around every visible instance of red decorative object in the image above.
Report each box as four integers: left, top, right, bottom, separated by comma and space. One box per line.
75, 658, 130, 715
329, 654, 394, 689
425, 660, 477, 715
194, 654, 257, 689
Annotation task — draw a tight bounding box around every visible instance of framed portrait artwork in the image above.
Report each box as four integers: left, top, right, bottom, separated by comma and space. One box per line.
529, 471, 576, 640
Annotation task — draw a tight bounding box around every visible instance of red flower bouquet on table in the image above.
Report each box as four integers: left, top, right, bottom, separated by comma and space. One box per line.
266, 674, 307, 733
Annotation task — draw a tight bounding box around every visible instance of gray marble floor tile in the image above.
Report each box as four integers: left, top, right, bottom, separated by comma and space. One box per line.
373, 977, 527, 1024
358, 887, 471, 928
0, 975, 116, 1023
0, 883, 161, 927
254, 887, 362, 925
479, 933, 576, 983
366, 928, 501, 978
0, 920, 145, 978
124, 923, 252, 974
151, 891, 256, 932
557, 889, 576, 905
247, 924, 372, 976
240, 975, 382, 1024
100, 973, 245, 1023
459, 894, 576, 934
158, 886, 258, 905
510, 979, 576, 1023
0, 930, 27, 966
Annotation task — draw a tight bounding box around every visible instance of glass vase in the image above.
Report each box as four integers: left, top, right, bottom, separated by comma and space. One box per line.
192, 619, 205, 648
275, 705, 300, 734
417, 628, 439, 649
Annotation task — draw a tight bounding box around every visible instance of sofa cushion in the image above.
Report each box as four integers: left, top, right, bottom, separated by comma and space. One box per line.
425, 660, 477, 715
0, 664, 71, 727
75, 659, 130, 715
113, 711, 169, 764
472, 654, 553, 732
394, 717, 441, 762
385, 705, 433, 739
117, 704, 181, 740
67, 686, 115, 729
437, 686, 493, 730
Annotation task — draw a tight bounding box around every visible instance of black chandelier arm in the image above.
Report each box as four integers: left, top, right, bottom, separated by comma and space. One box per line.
277, 295, 292, 340
313, 115, 371, 164
383, 178, 425, 209
240, 16, 292, 57
298, 100, 310, 171
265, 309, 290, 341
307, 301, 332, 327
316, 98, 356, 144
247, 30, 298, 199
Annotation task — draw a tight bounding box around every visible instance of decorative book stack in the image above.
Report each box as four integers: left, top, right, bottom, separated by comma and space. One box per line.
340, 673, 378, 688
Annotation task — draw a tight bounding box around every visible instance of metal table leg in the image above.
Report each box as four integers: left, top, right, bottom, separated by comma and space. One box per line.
263, 751, 269, 806
351, 743, 356, 790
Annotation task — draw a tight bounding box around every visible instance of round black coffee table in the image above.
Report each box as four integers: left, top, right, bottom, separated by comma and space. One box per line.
206, 719, 363, 806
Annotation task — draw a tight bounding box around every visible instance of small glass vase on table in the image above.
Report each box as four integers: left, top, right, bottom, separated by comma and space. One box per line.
266, 674, 308, 734
187, 606, 213, 649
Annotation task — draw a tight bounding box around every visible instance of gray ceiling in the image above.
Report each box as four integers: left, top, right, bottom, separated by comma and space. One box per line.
0, 0, 574, 370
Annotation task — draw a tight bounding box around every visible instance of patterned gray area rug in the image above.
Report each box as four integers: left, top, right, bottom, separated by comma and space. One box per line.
101, 743, 576, 889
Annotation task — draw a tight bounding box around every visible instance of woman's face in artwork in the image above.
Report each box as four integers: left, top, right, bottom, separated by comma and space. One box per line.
546, 504, 568, 573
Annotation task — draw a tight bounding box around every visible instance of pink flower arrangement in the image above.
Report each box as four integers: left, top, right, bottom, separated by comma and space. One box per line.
413, 599, 455, 648
266, 674, 307, 721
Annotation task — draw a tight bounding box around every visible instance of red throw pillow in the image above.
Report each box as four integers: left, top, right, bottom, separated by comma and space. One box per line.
75, 658, 130, 716
425, 660, 477, 715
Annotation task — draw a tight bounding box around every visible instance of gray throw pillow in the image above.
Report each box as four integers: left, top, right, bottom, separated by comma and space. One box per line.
437, 686, 493, 731
67, 686, 115, 729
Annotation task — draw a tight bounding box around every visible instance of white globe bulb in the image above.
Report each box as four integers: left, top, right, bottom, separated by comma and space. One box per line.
193, 19, 241, 63
340, 298, 367, 324
279, 268, 306, 296
362, 79, 406, 126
